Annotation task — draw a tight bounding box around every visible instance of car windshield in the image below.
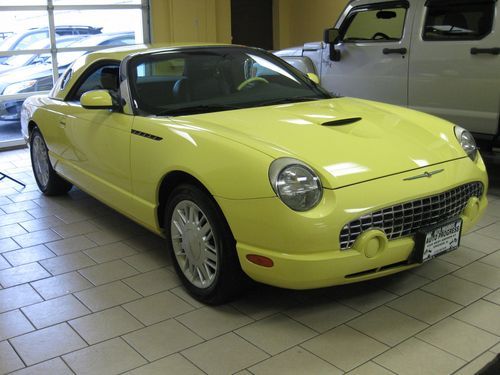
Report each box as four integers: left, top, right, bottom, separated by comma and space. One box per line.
128, 47, 332, 116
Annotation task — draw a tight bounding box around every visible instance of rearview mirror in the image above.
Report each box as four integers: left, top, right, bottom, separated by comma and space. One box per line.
323, 28, 340, 44
80, 90, 114, 110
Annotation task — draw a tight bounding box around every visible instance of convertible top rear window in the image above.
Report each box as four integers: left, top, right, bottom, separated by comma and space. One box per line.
128, 47, 331, 116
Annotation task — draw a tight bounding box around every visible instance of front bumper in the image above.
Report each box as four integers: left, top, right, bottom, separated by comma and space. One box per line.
216, 156, 488, 289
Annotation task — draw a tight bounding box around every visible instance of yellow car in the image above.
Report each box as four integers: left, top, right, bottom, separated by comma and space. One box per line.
21, 44, 488, 304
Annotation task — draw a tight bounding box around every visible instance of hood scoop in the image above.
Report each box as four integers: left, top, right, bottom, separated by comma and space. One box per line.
322, 117, 362, 126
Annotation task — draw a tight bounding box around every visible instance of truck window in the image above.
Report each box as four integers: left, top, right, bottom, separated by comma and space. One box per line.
343, 7, 407, 42
423, 0, 495, 41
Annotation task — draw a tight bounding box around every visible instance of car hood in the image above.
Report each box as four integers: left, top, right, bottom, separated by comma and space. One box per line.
177, 97, 466, 189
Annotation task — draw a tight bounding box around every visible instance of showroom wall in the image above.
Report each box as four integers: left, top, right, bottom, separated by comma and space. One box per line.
149, 0, 349, 49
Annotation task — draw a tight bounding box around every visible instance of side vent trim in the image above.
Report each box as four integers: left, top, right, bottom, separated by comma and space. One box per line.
131, 129, 163, 141
322, 117, 362, 126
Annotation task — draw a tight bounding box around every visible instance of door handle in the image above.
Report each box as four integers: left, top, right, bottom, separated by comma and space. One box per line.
58, 121, 66, 128
383, 47, 407, 55
470, 47, 500, 55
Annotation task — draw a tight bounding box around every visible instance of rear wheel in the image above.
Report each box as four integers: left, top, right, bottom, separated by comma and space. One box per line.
30, 127, 72, 195
165, 184, 245, 304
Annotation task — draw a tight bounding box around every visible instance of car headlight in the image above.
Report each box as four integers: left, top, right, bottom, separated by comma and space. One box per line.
269, 158, 323, 211
454, 126, 477, 161
3, 80, 37, 95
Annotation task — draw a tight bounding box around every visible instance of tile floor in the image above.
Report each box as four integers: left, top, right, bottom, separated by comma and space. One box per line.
0, 147, 499, 375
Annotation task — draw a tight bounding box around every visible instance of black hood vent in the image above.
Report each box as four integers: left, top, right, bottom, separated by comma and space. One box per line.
322, 117, 362, 126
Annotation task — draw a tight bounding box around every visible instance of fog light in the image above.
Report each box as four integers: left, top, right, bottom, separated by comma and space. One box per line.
246, 254, 274, 267
463, 197, 480, 221
353, 230, 388, 258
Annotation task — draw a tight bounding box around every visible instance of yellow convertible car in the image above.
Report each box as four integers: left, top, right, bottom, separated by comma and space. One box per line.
21, 44, 488, 304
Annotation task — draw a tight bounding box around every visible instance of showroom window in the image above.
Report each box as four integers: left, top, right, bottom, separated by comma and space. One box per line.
423, 0, 495, 41
342, 6, 408, 42
0, 0, 150, 149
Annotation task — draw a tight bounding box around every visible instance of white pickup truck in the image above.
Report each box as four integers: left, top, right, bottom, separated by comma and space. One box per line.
275, 0, 499, 149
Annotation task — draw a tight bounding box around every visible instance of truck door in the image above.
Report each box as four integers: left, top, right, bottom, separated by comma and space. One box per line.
409, 0, 499, 136
321, 0, 413, 106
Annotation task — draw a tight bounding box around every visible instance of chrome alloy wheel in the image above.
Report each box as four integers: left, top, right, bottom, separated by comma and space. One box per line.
170, 200, 218, 289
32, 134, 50, 188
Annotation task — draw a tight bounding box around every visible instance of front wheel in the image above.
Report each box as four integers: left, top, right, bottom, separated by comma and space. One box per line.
165, 184, 245, 304
30, 127, 72, 195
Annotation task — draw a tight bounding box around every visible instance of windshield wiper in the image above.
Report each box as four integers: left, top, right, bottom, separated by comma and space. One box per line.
260, 97, 322, 106
156, 104, 242, 116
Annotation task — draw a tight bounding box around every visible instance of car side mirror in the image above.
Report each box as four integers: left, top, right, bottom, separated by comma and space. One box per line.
323, 28, 341, 62
80, 90, 114, 110
307, 73, 320, 84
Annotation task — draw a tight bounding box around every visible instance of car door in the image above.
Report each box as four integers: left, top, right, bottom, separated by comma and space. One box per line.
62, 61, 134, 205
321, 0, 414, 105
409, 0, 499, 136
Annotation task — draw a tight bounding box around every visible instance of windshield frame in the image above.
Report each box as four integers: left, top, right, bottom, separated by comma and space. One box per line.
126, 46, 332, 117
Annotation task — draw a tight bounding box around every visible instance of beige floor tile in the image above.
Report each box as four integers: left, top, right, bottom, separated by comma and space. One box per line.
0, 310, 34, 341
376, 272, 430, 296
346, 361, 395, 375
0, 262, 50, 288
123, 290, 194, 325
2, 200, 39, 214
480, 250, 500, 268
170, 286, 205, 308
249, 346, 341, 375
69, 306, 143, 344
75, 281, 141, 312
417, 317, 498, 361
10, 323, 87, 365
453, 262, 500, 289
52, 220, 100, 238
476, 222, 500, 240
387, 290, 462, 324
472, 213, 498, 229
12, 229, 61, 248
422, 275, 492, 306
453, 351, 498, 375
124, 319, 203, 361
301, 325, 389, 371
0, 211, 33, 227
45, 235, 97, 256
440, 246, 485, 267
182, 332, 268, 374
453, 300, 500, 335
123, 268, 180, 296
491, 342, 500, 353
63, 338, 146, 375
0, 284, 43, 313
347, 306, 428, 346
31, 272, 93, 300
124, 353, 204, 375
124, 234, 166, 252
0, 223, 27, 239
84, 242, 138, 263
410, 258, 459, 280
40, 251, 96, 275
236, 314, 316, 355
285, 299, 360, 333
461, 233, 500, 254
10, 358, 73, 375
337, 287, 397, 313
78, 259, 138, 285
122, 251, 170, 272
21, 294, 90, 329
374, 338, 465, 375
0, 238, 20, 253
3, 245, 55, 266
18, 215, 65, 232
484, 289, 500, 305
176, 305, 253, 340
0, 254, 9, 270
0, 341, 25, 374
85, 229, 128, 245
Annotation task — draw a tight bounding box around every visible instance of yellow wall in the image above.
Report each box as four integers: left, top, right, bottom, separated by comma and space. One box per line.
150, 0, 347, 48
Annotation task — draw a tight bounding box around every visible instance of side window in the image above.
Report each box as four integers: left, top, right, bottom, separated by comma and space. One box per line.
343, 7, 407, 42
423, 1, 495, 41
15, 31, 47, 50
68, 63, 120, 102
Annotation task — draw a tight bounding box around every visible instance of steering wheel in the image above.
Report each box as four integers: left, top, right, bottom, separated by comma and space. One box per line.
237, 77, 269, 91
371, 32, 391, 40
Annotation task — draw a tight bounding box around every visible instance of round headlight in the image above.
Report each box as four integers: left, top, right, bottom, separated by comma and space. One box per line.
269, 158, 322, 211
454, 126, 477, 161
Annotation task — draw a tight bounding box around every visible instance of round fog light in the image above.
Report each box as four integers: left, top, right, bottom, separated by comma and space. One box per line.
463, 197, 480, 221
353, 230, 388, 259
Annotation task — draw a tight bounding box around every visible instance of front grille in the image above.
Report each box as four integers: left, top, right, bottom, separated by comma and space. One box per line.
339, 182, 483, 250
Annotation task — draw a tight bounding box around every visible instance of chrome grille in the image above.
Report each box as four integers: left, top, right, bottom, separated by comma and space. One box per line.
339, 182, 483, 250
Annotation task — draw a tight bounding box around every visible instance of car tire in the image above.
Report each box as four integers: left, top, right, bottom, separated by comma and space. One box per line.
165, 184, 245, 304
30, 127, 73, 196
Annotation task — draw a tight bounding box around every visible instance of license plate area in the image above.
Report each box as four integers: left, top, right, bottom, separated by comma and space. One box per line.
413, 219, 462, 263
